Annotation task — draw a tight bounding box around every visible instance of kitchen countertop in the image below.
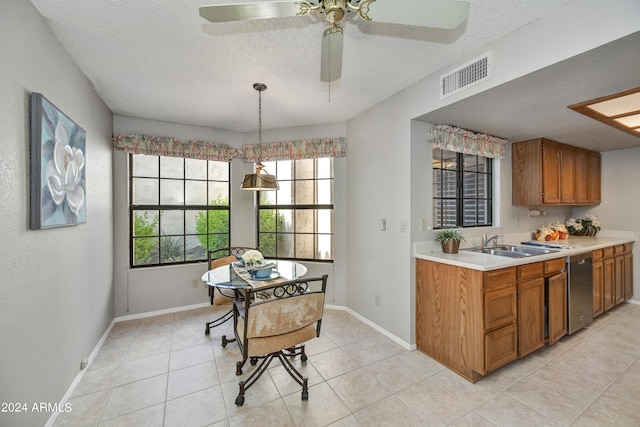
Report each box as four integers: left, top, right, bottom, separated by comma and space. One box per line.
414, 231, 636, 271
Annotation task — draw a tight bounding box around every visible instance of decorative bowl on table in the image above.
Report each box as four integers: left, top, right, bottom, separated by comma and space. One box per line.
252, 268, 272, 279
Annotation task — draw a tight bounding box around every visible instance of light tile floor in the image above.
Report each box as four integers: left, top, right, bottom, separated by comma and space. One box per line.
54, 303, 640, 426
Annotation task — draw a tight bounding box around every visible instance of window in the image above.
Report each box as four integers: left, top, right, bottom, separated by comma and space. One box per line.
257, 158, 333, 262
129, 154, 230, 267
432, 147, 492, 229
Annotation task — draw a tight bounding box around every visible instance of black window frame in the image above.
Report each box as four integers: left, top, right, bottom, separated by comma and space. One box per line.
257, 158, 334, 263
432, 149, 493, 229
128, 153, 231, 268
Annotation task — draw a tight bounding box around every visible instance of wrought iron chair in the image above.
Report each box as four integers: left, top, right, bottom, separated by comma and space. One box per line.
204, 247, 255, 336
225, 274, 328, 406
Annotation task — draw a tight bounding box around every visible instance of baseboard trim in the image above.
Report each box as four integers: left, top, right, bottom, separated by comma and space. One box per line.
114, 302, 212, 323
325, 304, 415, 350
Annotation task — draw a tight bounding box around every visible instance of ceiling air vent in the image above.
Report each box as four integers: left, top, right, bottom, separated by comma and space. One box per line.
440, 52, 492, 99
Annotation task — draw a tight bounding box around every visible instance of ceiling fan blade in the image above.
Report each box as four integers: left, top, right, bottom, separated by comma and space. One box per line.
320, 27, 343, 82
199, 1, 300, 23
366, 0, 470, 29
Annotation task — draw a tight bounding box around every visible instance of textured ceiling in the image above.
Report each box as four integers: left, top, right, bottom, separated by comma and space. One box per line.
29, 0, 574, 133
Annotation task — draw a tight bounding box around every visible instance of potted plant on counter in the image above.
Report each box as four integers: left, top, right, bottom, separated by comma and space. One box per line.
435, 229, 466, 254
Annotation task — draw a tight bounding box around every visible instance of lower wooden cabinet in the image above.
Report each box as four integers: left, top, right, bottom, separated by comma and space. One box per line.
517, 278, 545, 357
547, 271, 567, 345
597, 244, 633, 316
485, 324, 518, 372
592, 250, 604, 318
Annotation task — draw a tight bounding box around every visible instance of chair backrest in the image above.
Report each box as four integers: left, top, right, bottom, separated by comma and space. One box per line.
244, 275, 328, 340
207, 247, 255, 269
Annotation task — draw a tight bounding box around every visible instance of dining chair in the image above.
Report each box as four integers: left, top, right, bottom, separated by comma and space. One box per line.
204, 247, 255, 336
226, 274, 328, 406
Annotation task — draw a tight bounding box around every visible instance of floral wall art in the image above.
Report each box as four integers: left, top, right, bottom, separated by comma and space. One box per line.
30, 93, 86, 229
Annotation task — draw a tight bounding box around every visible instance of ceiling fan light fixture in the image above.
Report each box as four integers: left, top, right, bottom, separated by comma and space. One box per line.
240, 83, 280, 191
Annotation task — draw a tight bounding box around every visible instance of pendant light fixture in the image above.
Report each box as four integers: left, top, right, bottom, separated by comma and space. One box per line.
240, 83, 280, 191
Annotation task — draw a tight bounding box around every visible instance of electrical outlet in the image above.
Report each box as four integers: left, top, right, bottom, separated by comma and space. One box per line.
192, 279, 198, 288
400, 220, 407, 233
420, 218, 428, 231
80, 358, 88, 370
375, 294, 381, 306
515, 217, 521, 228
379, 219, 386, 231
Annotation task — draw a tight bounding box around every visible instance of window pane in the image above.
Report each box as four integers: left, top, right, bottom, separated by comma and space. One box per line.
207, 233, 229, 252
259, 233, 277, 257
317, 158, 333, 179
295, 159, 314, 180
208, 181, 229, 205
260, 209, 277, 232
133, 210, 158, 236
207, 210, 229, 233
275, 180, 293, 205
208, 161, 229, 181
433, 170, 442, 198
463, 200, 477, 226
442, 199, 457, 228
161, 210, 184, 235
185, 210, 204, 234
278, 210, 293, 232
132, 154, 158, 177
463, 154, 478, 171
185, 180, 207, 205
295, 233, 314, 259
160, 179, 184, 205
185, 158, 207, 179
185, 235, 205, 261
317, 179, 332, 204
477, 173, 490, 198
274, 160, 292, 180
260, 191, 277, 206
442, 171, 457, 197
277, 234, 294, 258
160, 157, 184, 179
463, 173, 478, 197
295, 180, 314, 205
317, 234, 333, 260
296, 209, 314, 233
132, 178, 159, 204
159, 236, 184, 263
317, 209, 332, 234
133, 237, 158, 265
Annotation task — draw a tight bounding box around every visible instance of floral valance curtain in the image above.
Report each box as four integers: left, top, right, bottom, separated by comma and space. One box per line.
113, 134, 346, 162
112, 134, 240, 161
242, 137, 347, 162
427, 124, 508, 159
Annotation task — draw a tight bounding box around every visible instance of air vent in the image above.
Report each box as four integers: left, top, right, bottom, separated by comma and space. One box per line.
440, 52, 492, 99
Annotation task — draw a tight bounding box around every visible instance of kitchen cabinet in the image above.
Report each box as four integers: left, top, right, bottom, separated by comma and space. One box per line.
416, 260, 515, 382
416, 257, 567, 382
512, 138, 601, 206
592, 249, 604, 317
596, 244, 633, 314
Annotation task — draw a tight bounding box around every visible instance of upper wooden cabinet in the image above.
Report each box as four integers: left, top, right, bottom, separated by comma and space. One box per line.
512, 138, 601, 206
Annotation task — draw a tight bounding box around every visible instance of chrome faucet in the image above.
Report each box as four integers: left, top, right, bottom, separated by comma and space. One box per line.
482, 232, 503, 248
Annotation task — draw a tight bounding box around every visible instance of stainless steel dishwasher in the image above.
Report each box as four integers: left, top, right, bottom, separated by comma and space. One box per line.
566, 253, 593, 334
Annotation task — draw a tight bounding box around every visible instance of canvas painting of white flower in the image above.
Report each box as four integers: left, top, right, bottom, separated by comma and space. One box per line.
30, 93, 87, 229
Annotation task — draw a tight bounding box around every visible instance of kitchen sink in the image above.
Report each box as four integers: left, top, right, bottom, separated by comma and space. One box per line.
462, 244, 560, 258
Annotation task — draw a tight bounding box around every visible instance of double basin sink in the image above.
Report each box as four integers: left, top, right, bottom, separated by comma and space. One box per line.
462, 244, 560, 259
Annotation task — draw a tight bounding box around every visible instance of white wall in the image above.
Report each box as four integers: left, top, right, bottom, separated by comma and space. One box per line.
345, 0, 640, 345
112, 117, 347, 316
0, 1, 114, 426
573, 148, 640, 299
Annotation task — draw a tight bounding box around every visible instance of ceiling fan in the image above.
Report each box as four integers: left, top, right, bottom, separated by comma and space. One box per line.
199, 0, 470, 82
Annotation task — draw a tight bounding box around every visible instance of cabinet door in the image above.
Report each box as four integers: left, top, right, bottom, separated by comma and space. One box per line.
615, 255, 624, 305
625, 253, 633, 300
560, 144, 576, 204
542, 140, 561, 204
548, 272, 567, 345
603, 257, 615, 311
518, 278, 545, 357
588, 151, 601, 204
485, 324, 518, 373
575, 148, 589, 204
593, 260, 604, 318
485, 286, 517, 331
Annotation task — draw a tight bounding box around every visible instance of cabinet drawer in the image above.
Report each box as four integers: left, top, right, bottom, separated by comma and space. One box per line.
518, 262, 543, 280
624, 243, 633, 253
614, 245, 625, 256
602, 246, 614, 258
484, 286, 517, 331
592, 249, 602, 262
545, 257, 566, 275
484, 267, 516, 286
485, 324, 518, 373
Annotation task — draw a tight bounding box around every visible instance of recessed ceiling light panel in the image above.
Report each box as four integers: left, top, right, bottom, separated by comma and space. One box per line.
569, 87, 640, 139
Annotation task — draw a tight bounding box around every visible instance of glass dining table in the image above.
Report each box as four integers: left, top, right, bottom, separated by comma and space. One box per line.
201, 259, 308, 336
